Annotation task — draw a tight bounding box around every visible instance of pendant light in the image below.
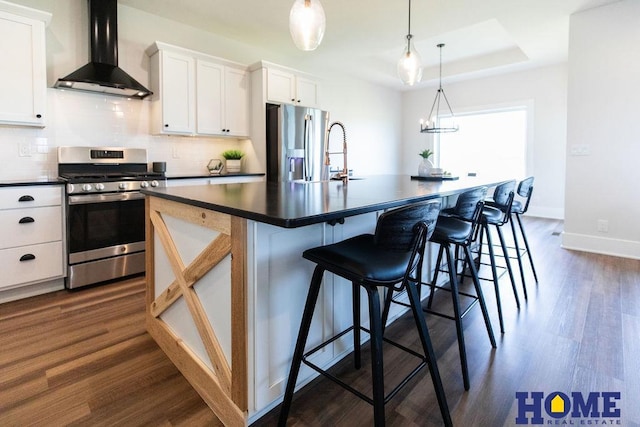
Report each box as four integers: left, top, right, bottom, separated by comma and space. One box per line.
420, 44, 459, 133
397, 0, 422, 85
289, 0, 326, 51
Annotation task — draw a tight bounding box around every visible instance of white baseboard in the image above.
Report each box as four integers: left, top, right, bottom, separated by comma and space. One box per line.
0, 278, 65, 304
526, 206, 564, 220
561, 232, 640, 260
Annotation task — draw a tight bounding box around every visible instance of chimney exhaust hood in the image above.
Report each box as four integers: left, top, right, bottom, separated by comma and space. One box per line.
54, 0, 152, 99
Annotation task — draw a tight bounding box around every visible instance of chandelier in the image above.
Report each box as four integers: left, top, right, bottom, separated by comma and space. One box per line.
420, 43, 459, 133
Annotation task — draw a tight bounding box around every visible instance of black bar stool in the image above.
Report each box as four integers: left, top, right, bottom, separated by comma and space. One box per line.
475, 180, 521, 333
383, 187, 497, 392
278, 200, 451, 427
507, 177, 538, 289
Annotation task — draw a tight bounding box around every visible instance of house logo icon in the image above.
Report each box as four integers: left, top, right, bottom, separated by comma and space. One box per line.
550, 394, 565, 414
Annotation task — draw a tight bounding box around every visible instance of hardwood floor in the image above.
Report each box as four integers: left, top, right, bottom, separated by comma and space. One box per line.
1, 217, 639, 426
0, 276, 221, 426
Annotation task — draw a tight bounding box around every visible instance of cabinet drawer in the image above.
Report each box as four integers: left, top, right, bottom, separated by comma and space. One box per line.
0, 185, 62, 209
0, 241, 64, 290
0, 206, 62, 249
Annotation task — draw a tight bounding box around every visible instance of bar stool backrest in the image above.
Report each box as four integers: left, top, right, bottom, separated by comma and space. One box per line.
493, 180, 516, 208
454, 187, 488, 221
517, 176, 535, 213
374, 200, 441, 253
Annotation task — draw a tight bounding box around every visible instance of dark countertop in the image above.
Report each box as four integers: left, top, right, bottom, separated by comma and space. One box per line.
143, 174, 509, 228
0, 178, 64, 187
166, 173, 265, 180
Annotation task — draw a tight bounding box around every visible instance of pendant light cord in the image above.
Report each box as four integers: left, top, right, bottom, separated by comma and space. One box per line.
408, 0, 412, 35
406, 0, 412, 54
438, 43, 444, 90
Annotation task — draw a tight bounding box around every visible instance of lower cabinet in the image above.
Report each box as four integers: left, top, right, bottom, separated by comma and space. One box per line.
248, 211, 378, 419
0, 241, 63, 290
0, 185, 65, 302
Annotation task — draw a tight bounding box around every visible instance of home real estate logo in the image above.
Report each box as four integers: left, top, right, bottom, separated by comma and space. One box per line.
515, 391, 621, 425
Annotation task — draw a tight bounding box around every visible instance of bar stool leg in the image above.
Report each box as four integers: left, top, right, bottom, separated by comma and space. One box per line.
483, 223, 506, 334
495, 223, 521, 306
405, 280, 453, 427
463, 245, 497, 348
365, 285, 385, 427
516, 213, 539, 283
352, 282, 362, 370
444, 243, 470, 391
427, 245, 445, 309
380, 288, 393, 331
510, 215, 529, 300
278, 266, 325, 427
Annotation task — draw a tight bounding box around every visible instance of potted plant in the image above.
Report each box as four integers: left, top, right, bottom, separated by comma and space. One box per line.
221, 149, 244, 173
418, 149, 434, 177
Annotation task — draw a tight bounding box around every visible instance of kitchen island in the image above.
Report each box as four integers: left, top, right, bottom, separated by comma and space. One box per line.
142, 174, 507, 426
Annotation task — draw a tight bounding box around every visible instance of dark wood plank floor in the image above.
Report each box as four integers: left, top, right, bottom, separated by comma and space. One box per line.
1, 217, 639, 426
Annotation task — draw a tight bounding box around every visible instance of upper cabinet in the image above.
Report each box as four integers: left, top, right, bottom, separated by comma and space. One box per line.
151, 49, 196, 135
147, 42, 250, 138
0, 2, 51, 128
266, 66, 319, 108
196, 60, 250, 138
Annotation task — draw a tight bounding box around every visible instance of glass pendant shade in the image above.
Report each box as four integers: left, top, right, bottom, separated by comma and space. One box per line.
397, 37, 423, 86
289, 0, 326, 51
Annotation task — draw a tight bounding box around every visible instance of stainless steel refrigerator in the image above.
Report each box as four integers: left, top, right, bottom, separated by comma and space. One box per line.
266, 103, 330, 182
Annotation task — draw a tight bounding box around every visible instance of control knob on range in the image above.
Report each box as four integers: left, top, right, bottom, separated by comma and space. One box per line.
95, 183, 105, 191
82, 184, 93, 192
118, 182, 127, 190
140, 181, 149, 188
150, 180, 159, 187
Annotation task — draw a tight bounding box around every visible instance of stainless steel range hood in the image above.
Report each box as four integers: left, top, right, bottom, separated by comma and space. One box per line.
54, 0, 152, 99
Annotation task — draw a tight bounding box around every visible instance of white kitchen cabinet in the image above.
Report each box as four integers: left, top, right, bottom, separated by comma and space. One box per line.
196, 60, 250, 137
266, 67, 319, 108
0, 3, 50, 127
248, 212, 377, 419
0, 185, 65, 292
149, 49, 196, 135
147, 42, 250, 138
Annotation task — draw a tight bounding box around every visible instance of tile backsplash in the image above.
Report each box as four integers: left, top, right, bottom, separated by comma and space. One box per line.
0, 89, 249, 180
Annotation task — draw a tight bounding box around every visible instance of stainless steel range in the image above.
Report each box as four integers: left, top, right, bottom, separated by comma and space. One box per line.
58, 146, 165, 289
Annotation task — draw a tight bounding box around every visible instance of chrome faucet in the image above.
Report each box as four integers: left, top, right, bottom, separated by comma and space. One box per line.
325, 121, 348, 181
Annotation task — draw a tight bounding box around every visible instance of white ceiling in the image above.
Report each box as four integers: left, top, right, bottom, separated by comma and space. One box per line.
119, 0, 620, 89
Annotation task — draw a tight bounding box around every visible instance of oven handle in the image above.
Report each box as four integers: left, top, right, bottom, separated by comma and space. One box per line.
68, 191, 145, 205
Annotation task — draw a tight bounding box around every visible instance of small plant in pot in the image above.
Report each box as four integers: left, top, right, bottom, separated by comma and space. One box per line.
418, 149, 434, 177
222, 149, 244, 173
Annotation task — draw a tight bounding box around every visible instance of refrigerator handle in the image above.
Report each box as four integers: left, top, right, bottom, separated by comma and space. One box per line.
303, 114, 312, 180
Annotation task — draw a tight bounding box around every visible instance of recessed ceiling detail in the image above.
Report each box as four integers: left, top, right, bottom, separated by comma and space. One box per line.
119, 0, 621, 89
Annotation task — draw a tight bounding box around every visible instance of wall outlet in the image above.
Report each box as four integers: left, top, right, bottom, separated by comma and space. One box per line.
18, 142, 31, 157
172, 145, 180, 159
597, 219, 609, 233
570, 144, 591, 156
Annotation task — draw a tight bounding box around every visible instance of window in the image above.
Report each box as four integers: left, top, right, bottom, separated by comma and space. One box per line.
437, 107, 528, 178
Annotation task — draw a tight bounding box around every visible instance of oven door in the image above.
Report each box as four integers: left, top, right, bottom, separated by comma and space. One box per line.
66, 191, 146, 288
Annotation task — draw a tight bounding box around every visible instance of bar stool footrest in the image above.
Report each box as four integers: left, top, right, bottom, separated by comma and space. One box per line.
301, 325, 428, 406
401, 280, 481, 318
